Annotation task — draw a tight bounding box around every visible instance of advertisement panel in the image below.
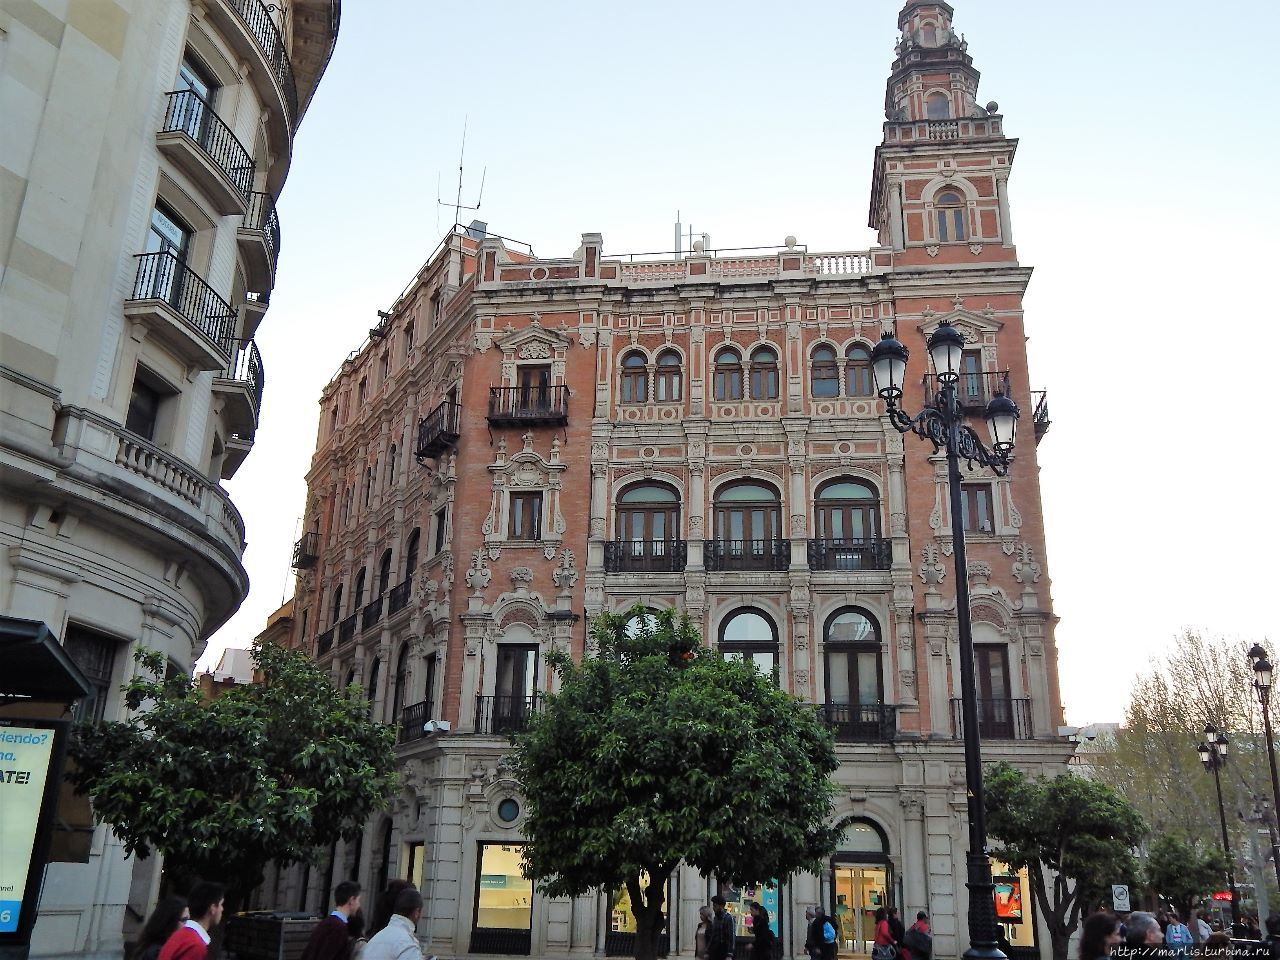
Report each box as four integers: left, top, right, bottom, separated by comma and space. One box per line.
0, 719, 68, 944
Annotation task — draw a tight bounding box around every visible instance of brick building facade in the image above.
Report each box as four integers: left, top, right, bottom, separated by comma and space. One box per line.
278, 4, 1071, 957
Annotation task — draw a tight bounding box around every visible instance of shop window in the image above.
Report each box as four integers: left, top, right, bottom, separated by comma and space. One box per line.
65, 624, 121, 725
607, 873, 672, 956
472, 843, 533, 947
713, 348, 743, 401
749, 347, 779, 400
926, 90, 949, 118
992, 859, 1036, 950
654, 350, 682, 402
831, 820, 891, 955
935, 190, 967, 242
959, 483, 994, 534
509, 492, 543, 541
719, 609, 778, 679
716, 882, 779, 945
811, 346, 838, 398
620, 352, 647, 404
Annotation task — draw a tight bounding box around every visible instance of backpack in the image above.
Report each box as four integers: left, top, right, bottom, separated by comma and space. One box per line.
823, 922, 836, 944
903, 926, 932, 957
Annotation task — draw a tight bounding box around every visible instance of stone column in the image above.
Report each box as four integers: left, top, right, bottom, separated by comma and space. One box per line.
899, 792, 929, 917
995, 176, 1014, 246
889, 181, 905, 250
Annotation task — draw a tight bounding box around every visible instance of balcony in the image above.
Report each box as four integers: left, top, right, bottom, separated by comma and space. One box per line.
950, 697, 1033, 740
415, 399, 461, 460
603, 540, 688, 573
819, 703, 898, 743
399, 699, 437, 744
474, 694, 539, 736
807, 538, 891, 572
487, 386, 569, 427
1032, 390, 1051, 444
237, 192, 281, 293
361, 595, 383, 632
703, 539, 790, 572
124, 251, 235, 371
922, 370, 1010, 412
338, 613, 357, 646
156, 90, 254, 215
387, 578, 412, 616
315, 627, 334, 656
213, 339, 264, 437
292, 531, 319, 569
204, 0, 298, 135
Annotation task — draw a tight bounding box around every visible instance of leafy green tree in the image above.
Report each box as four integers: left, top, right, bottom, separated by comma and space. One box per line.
985, 761, 1146, 960
68, 639, 399, 900
1143, 834, 1229, 921
510, 607, 842, 960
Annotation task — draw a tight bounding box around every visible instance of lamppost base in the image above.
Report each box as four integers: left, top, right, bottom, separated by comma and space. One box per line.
963, 851, 1006, 960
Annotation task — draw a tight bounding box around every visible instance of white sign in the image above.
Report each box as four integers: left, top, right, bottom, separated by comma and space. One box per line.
0, 725, 57, 934
1112, 885, 1131, 912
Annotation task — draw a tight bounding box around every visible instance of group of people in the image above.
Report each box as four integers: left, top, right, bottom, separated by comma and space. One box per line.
1080, 908, 1280, 960
695, 895, 775, 960
798, 903, 930, 960
131, 879, 437, 960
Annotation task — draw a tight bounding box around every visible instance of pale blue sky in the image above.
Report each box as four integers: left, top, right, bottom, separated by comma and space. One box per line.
208, 0, 1279, 724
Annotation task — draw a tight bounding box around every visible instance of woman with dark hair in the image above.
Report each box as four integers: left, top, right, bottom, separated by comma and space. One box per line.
133, 897, 189, 960
347, 911, 368, 960
749, 902, 775, 960
873, 908, 896, 960
368, 879, 412, 936
1079, 912, 1122, 960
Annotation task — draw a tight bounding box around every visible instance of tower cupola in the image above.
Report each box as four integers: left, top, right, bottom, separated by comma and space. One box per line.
886, 2, 983, 123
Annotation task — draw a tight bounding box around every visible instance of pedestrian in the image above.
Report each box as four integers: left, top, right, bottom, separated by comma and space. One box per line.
1194, 911, 1213, 944
301, 881, 363, 960
902, 912, 932, 960
369, 879, 413, 938
873, 907, 896, 960
820, 910, 838, 960
1079, 912, 1122, 960
363, 887, 425, 960
348, 911, 368, 960
158, 882, 225, 960
1165, 909, 1193, 958
803, 908, 824, 960
133, 897, 189, 960
706, 896, 737, 960
887, 907, 906, 950
1124, 912, 1164, 958
749, 902, 775, 960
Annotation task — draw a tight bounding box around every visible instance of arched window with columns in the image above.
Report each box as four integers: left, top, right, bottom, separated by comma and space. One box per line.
709, 481, 785, 571
719, 608, 778, 681
810, 479, 887, 570
713, 347, 743, 401
609, 482, 683, 572
749, 346, 779, 400
811, 345, 839, 398
934, 188, 967, 242
620, 351, 647, 404
845, 345, 875, 397
654, 350, 682, 402
822, 608, 891, 743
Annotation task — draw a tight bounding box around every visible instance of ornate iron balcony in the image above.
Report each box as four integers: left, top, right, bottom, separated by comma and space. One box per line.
160, 90, 255, 203
399, 699, 435, 744
129, 251, 236, 356
474, 694, 539, 736
361, 595, 383, 632
703, 539, 790, 572
923, 370, 1010, 411
315, 627, 334, 656
818, 703, 898, 743
291, 531, 319, 569
807, 538, 891, 571
338, 613, 357, 645
220, 0, 298, 126
487, 386, 569, 427
603, 540, 688, 573
387, 578, 412, 615
950, 697, 1033, 740
416, 399, 461, 460
1032, 390, 1051, 444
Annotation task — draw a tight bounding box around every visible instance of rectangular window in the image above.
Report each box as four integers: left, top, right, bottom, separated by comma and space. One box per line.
404, 841, 425, 889
433, 509, 448, 555
508, 492, 542, 540
125, 377, 162, 440
404, 320, 415, 355
423, 652, 438, 715
474, 842, 532, 931
64, 624, 121, 725
959, 483, 995, 535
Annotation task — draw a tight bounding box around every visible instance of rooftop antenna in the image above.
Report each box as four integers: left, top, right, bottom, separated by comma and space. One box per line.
437, 116, 486, 231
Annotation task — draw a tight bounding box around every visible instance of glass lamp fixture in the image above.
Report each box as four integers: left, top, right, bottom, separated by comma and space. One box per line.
1198, 742, 1212, 765
984, 391, 1020, 453
926, 321, 966, 382
871, 332, 909, 401
1257, 658, 1274, 693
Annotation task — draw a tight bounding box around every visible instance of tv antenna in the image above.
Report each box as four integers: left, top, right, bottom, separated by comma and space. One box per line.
437, 117, 486, 230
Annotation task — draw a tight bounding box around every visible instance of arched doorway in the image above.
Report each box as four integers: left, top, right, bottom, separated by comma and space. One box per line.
831, 819, 892, 957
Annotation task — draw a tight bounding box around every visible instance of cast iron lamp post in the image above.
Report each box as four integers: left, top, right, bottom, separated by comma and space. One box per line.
871, 320, 1018, 960
1247, 643, 1280, 891
1198, 724, 1239, 927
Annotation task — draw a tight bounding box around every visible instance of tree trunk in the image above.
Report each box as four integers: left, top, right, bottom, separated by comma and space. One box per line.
629, 873, 668, 960
1050, 930, 1071, 960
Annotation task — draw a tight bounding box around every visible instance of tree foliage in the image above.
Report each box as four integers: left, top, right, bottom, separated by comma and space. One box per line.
1144, 834, 1229, 920
510, 607, 842, 960
985, 761, 1146, 960
68, 639, 399, 897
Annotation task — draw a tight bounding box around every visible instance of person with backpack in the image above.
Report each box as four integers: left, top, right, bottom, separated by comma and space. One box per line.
903, 912, 932, 960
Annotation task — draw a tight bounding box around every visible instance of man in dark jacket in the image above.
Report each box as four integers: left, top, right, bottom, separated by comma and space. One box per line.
707, 896, 737, 960
301, 880, 362, 960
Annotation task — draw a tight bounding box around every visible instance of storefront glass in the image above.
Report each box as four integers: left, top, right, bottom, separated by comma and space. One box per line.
475, 843, 533, 930
832, 866, 888, 955
718, 880, 780, 938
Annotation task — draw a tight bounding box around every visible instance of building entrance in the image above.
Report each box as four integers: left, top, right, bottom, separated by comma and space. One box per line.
832, 865, 889, 957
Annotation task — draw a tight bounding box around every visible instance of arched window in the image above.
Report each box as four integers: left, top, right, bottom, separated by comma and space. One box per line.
620, 352, 648, 404
719, 608, 778, 679
391, 644, 410, 722
935, 189, 967, 242
845, 345, 874, 397
367, 656, 381, 717
331, 584, 343, 626
387, 444, 397, 487
710, 482, 783, 570
404, 528, 420, 579
615, 483, 681, 569
344, 667, 356, 689
713, 348, 743, 401
823, 609, 886, 740
811, 346, 838, 398
813, 480, 884, 570
353, 567, 367, 610
655, 350, 682, 402
377, 549, 393, 596
921, 23, 938, 47
926, 91, 950, 119
749, 347, 779, 400
623, 608, 660, 639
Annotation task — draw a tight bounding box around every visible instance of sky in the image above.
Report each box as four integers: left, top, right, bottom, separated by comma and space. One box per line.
204, 0, 1280, 725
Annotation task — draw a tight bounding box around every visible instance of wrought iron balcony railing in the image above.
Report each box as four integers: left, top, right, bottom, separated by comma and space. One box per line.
315, 627, 334, 656
487, 386, 569, 426
221, 0, 298, 126
292, 531, 319, 569
399, 699, 435, 744
361, 595, 383, 632
387, 578, 412, 615
160, 90, 255, 202
703, 539, 790, 572
416, 399, 462, 460
806, 538, 892, 571
474, 694, 539, 735
950, 697, 1033, 740
217, 338, 265, 420
1032, 390, 1051, 443
129, 251, 236, 354
243, 191, 281, 272
603, 540, 688, 573
818, 703, 898, 742
922, 370, 1010, 411
337, 613, 357, 645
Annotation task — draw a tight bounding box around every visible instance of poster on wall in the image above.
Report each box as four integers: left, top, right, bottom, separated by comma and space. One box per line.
993, 875, 1024, 923
0, 720, 68, 943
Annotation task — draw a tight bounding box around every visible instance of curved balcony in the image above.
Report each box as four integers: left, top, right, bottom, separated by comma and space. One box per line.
213, 339, 264, 436
156, 90, 254, 215
237, 192, 281, 293
292, 531, 319, 570
124, 252, 235, 371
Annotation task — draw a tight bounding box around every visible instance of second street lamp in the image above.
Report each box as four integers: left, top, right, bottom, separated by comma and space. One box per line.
871, 321, 1017, 960
1199, 724, 1239, 929
1247, 643, 1280, 891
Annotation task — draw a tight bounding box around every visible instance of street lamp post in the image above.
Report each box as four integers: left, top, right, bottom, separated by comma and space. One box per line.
871, 321, 1018, 960
1247, 643, 1280, 892
1198, 725, 1239, 928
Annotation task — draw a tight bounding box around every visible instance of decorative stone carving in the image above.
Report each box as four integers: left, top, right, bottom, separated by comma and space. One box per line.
465, 549, 492, 594
968, 243, 983, 256
899, 791, 926, 820
510, 566, 534, 588
590, 516, 606, 538
1012, 542, 1042, 584
578, 328, 597, 350
967, 560, 992, 586
795, 669, 809, 687
918, 542, 946, 584
925, 244, 940, 258
688, 515, 704, 535
890, 511, 907, 536
552, 550, 579, 590
790, 514, 806, 537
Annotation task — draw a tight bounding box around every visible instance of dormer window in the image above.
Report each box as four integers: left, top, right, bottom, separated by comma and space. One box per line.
926, 91, 951, 120
935, 190, 967, 242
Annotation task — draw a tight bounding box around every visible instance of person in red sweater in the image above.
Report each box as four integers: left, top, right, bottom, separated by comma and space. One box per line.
158, 882, 225, 960
301, 881, 363, 960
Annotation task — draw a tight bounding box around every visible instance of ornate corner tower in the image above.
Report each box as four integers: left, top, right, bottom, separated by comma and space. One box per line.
869, 2, 1018, 267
